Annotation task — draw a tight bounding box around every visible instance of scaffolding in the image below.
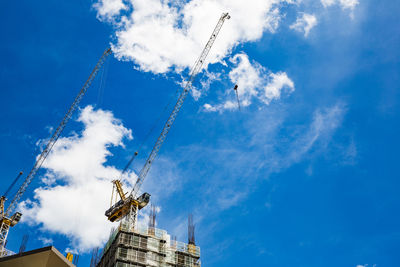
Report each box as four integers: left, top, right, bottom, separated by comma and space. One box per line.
97, 223, 200, 267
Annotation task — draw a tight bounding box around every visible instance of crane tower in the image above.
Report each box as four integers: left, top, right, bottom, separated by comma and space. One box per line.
0, 48, 112, 257
105, 12, 231, 230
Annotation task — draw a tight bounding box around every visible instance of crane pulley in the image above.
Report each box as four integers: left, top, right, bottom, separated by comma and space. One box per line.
0, 47, 112, 257
105, 13, 231, 229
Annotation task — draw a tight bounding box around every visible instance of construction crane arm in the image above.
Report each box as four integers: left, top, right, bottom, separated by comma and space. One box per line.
130, 13, 230, 198
113, 180, 127, 201
4, 48, 112, 217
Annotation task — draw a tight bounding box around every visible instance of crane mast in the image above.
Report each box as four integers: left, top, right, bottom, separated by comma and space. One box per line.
106, 13, 230, 229
0, 48, 112, 257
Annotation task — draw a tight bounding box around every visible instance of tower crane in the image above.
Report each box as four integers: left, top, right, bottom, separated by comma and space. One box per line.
0, 48, 112, 257
105, 13, 231, 229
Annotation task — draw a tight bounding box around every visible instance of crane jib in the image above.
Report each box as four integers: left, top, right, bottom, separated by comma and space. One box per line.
130, 13, 230, 198
4, 48, 112, 217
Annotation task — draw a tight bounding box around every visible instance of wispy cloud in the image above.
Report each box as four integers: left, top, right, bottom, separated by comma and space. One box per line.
38, 236, 53, 246
161, 103, 349, 258
290, 13, 318, 37
163, 102, 348, 221
203, 53, 294, 111
321, 0, 359, 11
216, 190, 248, 210
285, 103, 346, 165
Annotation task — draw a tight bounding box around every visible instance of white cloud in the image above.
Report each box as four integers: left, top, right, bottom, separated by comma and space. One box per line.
290, 13, 318, 37
93, 0, 295, 74
203, 103, 217, 112
92, 0, 357, 109
264, 72, 295, 103
92, 0, 359, 74
204, 53, 294, 111
93, 0, 127, 20
340, 0, 359, 10
321, 0, 359, 10
228, 53, 262, 106
38, 236, 53, 246
19, 105, 134, 251
194, 71, 222, 99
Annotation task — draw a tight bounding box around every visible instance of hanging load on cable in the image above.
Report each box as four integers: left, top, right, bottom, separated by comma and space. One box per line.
233, 84, 241, 110
105, 13, 231, 228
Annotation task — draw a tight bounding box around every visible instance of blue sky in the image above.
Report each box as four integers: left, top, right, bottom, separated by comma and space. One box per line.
1, 0, 399, 266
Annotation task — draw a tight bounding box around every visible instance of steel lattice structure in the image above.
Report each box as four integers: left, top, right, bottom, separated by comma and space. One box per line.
4, 47, 112, 217
130, 12, 231, 198
0, 47, 112, 257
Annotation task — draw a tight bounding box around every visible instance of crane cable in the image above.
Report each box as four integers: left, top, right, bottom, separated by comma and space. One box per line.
119, 82, 182, 178
233, 84, 241, 111
96, 55, 110, 107
3, 172, 23, 198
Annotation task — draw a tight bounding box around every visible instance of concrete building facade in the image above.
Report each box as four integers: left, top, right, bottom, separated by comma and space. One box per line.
97, 222, 200, 267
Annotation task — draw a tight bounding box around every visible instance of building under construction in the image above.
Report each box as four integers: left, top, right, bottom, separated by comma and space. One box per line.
96, 221, 200, 267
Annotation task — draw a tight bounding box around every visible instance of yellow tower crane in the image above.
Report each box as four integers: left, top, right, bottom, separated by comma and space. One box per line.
105, 12, 231, 229
0, 48, 112, 257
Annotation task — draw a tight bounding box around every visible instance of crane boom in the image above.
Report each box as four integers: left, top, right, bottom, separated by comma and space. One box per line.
130, 13, 230, 198
4, 48, 112, 217
105, 13, 230, 227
